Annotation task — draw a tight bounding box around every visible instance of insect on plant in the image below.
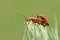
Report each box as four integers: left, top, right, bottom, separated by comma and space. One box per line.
26, 14, 49, 27
23, 14, 50, 40
20, 13, 49, 27
23, 13, 58, 40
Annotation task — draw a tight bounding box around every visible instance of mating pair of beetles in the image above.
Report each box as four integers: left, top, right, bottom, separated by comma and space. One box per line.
26, 14, 49, 27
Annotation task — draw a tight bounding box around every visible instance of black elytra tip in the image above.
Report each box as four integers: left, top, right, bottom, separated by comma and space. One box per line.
47, 24, 49, 26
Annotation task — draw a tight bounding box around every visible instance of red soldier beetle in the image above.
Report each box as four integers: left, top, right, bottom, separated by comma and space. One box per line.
26, 17, 42, 25
37, 14, 49, 27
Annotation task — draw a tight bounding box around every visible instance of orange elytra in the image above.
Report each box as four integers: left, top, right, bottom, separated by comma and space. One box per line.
26, 17, 42, 25
37, 14, 49, 27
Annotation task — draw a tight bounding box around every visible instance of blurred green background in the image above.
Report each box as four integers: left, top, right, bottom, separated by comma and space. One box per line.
0, 0, 60, 40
